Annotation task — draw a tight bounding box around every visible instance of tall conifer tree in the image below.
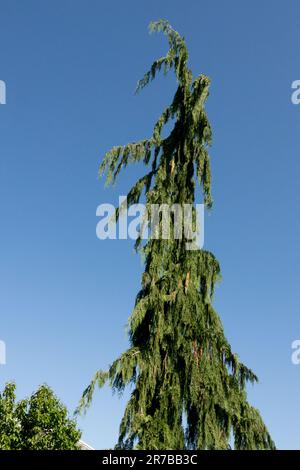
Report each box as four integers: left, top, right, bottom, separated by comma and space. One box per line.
79, 20, 274, 450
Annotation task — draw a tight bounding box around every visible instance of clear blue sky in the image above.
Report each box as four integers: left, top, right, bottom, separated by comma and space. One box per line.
0, 0, 299, 449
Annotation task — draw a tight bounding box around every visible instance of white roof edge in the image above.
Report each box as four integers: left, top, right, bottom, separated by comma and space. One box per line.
78, 439, 95, 450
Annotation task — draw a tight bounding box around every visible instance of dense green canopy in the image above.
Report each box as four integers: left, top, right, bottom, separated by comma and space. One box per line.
0, 383, 81, 450
80, 20, 275, 450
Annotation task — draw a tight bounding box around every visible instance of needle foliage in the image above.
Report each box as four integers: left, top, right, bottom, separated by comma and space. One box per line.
79, 20, 275, 450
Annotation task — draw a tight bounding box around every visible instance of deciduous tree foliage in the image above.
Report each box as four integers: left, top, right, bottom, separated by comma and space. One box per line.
80, 20, 275, 450
0, 383, 81, 450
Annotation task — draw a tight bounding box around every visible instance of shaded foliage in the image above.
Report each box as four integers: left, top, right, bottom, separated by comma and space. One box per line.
79, 20, 275, 450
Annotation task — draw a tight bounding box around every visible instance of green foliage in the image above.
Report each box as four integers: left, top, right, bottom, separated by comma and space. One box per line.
0, 383, 81, 450
80, 20, 275, 450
